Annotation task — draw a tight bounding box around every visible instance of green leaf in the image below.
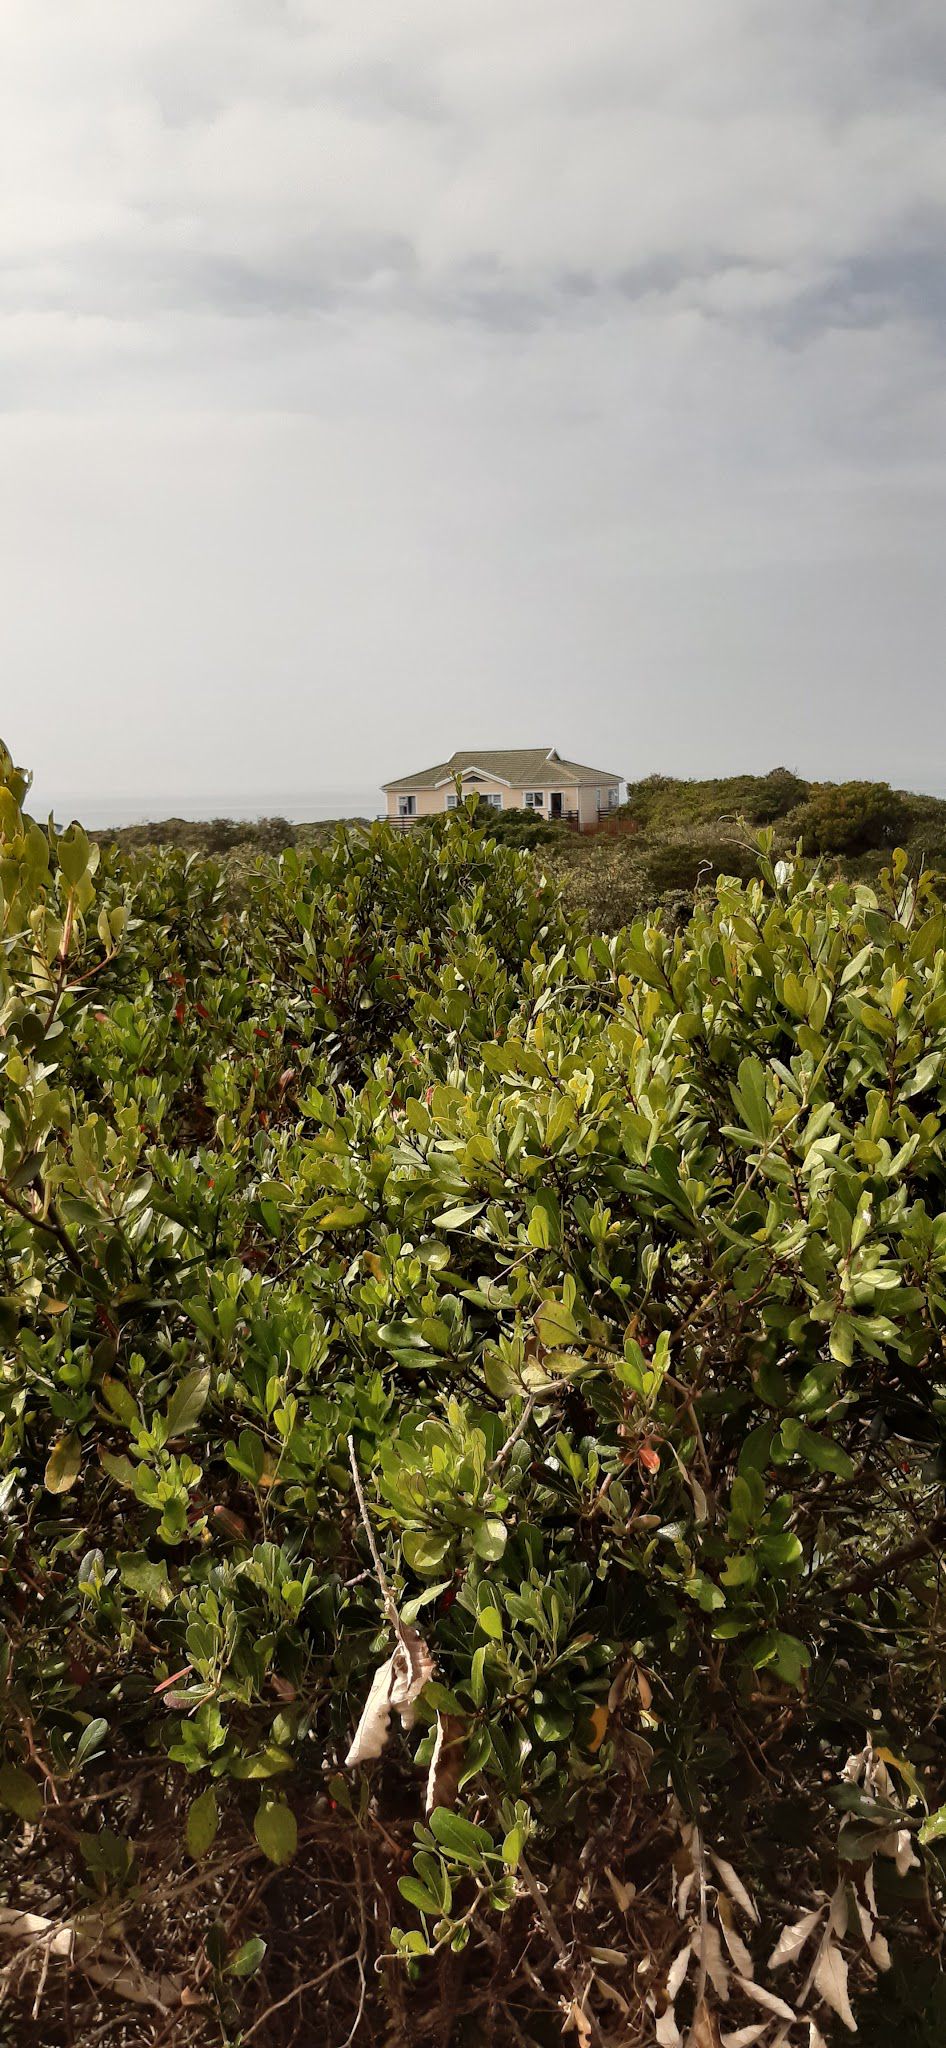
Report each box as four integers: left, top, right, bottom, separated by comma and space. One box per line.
228, 1935, 267, 1978
432, 1202, 486, 1230
532, 1702, 574, 1744
163, 1367, 211, 1439
73, 1717, 108, 1771
428, 1809, 493, 1862
57, 823, 91, 886
502, 1825, 523, 1869
720, 1552, 757, 1588
118, 1552, 172, 1609
186, 1786, 219, 1859
920, 1806, 946, 1845
535, 1300, 579, 1348
750, 1631, 811, 1687
472, 1517, 507, 1562
735, 1055, 771, 1140
99, 1451, 137, 1489
44, 1432, 80, 1494
0, 1764, 43, 1823
317, 1202, 371, 1230
469, 1645, 488, 1707
795, 1428, 855, 1479
102, 1377, 139, 1426
254, 1795, 297, 1866
403, 1528, 452, 1575
397, 1876, 443, 1915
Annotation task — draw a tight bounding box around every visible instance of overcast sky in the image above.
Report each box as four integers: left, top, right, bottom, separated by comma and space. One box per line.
3, 0, 945, 816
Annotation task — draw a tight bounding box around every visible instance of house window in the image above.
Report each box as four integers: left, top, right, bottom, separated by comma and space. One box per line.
445, 793, 458, 809
398, 794, 416, 818
524, 791, 544, 810
607, 786, 619, 808
485, 793, 502, 809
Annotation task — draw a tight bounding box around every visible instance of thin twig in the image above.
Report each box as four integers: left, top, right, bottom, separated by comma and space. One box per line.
347, 1434, 399, 1626
242, 1953, 360, 2042
685, 1828, 708, 2048
487, 1380, 568, 1477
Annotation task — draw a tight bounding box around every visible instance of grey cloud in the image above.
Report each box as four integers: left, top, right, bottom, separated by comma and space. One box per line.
1, 0, 945, 807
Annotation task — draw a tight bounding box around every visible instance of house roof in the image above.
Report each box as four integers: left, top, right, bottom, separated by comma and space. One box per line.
383, 747, 623, 793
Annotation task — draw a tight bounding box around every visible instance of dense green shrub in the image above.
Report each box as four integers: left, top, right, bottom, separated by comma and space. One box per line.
786, 781, 911, 857
1, 740, 946, 2045
620, 768, 810, 834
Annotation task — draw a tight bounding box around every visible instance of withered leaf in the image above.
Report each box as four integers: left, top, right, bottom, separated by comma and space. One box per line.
346, 1623, 434, 1768
425, 1712, 466, 1814
812, 1939, 857, 2033
768, 1908, 823, 1970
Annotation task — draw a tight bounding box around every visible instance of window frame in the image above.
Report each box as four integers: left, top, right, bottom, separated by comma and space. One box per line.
398, 794, 417, 818
524, 790, 544, 810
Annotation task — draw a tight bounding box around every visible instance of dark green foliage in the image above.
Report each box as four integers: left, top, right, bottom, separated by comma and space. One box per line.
787, 780, 911, 856
1, 740, 946, 2044
619, 767, 810, 833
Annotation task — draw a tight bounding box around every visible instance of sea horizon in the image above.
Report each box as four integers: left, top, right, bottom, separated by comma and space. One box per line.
29, 787, 382, 830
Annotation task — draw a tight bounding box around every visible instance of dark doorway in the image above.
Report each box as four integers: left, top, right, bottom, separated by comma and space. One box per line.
550, 791, 563, 819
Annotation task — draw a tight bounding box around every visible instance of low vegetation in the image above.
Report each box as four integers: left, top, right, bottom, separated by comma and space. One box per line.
93, 771, 946, 935
3, 745, 946, 2045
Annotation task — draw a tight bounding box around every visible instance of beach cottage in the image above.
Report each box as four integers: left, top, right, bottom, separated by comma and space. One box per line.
382, 747, 624, 830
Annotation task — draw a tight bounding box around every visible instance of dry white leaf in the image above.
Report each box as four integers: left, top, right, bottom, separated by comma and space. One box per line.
894, 1829, 919, 1877
562, 1998, 593, 2044
717, 1896, 754, 1977
0, 1909, 74, 1958
690, 2000, 722, 2048
869, 1929, 891, 1972
597, 1978, 631, 2016
607, 1657, 635, 1714
864, 1866, 877, 1919
808, 2026, 828, 2048
690, 1476, 709, 1523
720, 2028, 769, 2047
666, 1943, 692, 2001
677, 1870, 696, 1920
768, 1908, 823, 1969
828, 1882, 849, 1939
84, 1959, 182, 2011
735, 1977, 797, 2023
694, 1922, 730, 2001
655, 2008, 684, 2048
813, 1939, 857, 2033
345, 1623, 434, 1766
710, 1853, 759, 1924
606, 1866, 636, 1912
424, 1711, 466, 1814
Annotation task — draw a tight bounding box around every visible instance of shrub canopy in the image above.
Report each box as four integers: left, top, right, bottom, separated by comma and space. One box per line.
1, 741, 945, 2045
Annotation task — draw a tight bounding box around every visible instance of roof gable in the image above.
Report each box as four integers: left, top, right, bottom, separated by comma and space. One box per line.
383, 747, 623, 792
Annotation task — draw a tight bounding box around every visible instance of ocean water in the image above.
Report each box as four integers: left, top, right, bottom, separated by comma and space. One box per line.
32, 788, 382, 830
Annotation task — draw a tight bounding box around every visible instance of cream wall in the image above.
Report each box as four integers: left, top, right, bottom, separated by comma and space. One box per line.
386, 778, 621, 820
386, 779, 511, 817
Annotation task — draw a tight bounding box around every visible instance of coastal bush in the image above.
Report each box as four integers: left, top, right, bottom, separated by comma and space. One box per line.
1, 749, 946, 2045
619, 769, 810, 835
786, 781, 912, 858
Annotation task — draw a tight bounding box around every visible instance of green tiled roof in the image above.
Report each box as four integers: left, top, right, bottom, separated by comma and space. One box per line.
383, 748, 623, 792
